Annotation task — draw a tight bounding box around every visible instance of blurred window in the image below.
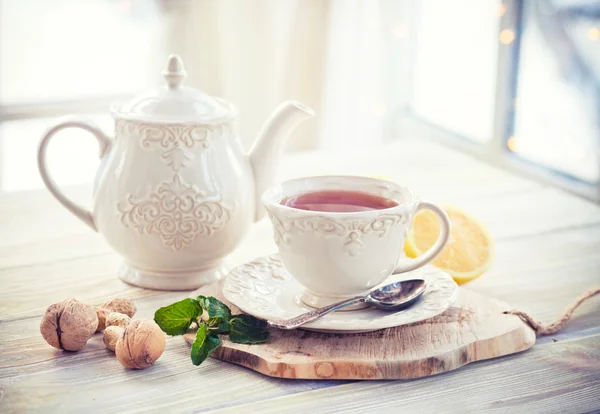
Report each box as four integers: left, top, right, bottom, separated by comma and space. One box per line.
510, 0, 600, 183
411, 0, 501, 143
1, 0, 598, 199
0, 0, 166, 191
402, 0, 600, 192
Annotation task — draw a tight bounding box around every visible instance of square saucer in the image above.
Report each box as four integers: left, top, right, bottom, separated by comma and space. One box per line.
222, 255, 458, 333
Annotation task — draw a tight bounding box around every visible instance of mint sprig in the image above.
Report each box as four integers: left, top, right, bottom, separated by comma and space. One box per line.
154, 296, 270, 366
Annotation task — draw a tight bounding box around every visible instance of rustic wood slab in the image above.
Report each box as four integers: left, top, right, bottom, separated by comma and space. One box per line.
184, 282, 536, 380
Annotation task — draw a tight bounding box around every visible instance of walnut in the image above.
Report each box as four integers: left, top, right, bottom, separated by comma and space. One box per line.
106, 312, 131, 329
95, 308, 110, 332
100, 298, 137, 318
94, 299, 135, 332
103, 326, 124, 352
115, 320, 165, 369
40, 298, 98, 351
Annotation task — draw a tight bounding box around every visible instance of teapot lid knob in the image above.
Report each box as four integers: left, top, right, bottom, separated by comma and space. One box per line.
162, 54, 187, 89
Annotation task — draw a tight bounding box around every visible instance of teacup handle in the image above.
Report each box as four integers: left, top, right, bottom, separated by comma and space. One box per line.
37, 116, 112, 232
394, 201, 451, 274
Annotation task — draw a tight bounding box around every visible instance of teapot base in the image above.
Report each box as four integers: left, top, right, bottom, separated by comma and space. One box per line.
118, 262, 229, 291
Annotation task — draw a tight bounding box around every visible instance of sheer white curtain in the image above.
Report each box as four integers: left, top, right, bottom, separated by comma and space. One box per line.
162, 0, 387, 152
320, 0, 386, 150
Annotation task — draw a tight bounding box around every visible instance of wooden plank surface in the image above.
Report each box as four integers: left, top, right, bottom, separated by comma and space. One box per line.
210, 334, 600, 414
1, 140, 599, 413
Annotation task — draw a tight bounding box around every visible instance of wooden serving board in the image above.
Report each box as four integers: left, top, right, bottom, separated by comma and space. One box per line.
184, 282, 536, 380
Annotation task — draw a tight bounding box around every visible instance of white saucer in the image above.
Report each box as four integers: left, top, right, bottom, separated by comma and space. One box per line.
222, 255, 458, 333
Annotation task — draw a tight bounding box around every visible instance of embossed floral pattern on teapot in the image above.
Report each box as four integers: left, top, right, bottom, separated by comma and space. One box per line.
38, 55, 314, 290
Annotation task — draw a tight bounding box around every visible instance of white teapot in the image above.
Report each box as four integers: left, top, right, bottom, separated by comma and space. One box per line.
38, 55, 314, 290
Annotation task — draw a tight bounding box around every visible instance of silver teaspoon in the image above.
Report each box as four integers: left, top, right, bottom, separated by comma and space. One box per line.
267, 279, 427, 330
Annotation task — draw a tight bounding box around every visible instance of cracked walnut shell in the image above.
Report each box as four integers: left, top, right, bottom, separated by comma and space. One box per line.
95, 299, 136, 332
40, 298, 98, 351
115, 320, 165, 369
104, 326, 124, 352
106, 312, 131, 329
100, 298, 136, 318
95, 308, 110, 332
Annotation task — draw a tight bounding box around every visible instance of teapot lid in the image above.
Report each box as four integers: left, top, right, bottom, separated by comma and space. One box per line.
112, 55, 234, 124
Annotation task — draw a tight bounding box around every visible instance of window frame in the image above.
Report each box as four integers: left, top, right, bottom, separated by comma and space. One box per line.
395, 0, 600, 202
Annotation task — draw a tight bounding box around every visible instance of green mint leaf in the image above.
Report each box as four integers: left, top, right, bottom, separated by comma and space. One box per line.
207, 317, 221, 327
217, 320, 231, 334
191, 323, 222, 366
154, 298, 202, 336
197, 296, 232, 321
229, 314, 270, 344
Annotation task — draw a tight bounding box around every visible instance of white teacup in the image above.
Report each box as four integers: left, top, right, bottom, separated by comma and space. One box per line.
262, 176, 451, 309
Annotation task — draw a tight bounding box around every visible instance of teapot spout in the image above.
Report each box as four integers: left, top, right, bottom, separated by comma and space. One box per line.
248, 101, 314, 221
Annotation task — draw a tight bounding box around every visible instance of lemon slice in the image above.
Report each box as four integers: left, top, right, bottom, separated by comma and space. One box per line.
405, 205, 494, 284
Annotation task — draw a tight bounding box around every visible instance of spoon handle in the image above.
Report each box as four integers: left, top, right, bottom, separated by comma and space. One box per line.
268, 296, 365, 330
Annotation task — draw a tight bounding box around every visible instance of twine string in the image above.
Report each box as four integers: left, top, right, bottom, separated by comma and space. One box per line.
503, 287, 600, 335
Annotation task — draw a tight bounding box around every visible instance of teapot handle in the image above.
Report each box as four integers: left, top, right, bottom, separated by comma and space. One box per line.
37, 116, 112, 232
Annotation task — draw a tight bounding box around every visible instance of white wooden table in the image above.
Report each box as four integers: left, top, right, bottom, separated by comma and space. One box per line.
1, 140, 599, 413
